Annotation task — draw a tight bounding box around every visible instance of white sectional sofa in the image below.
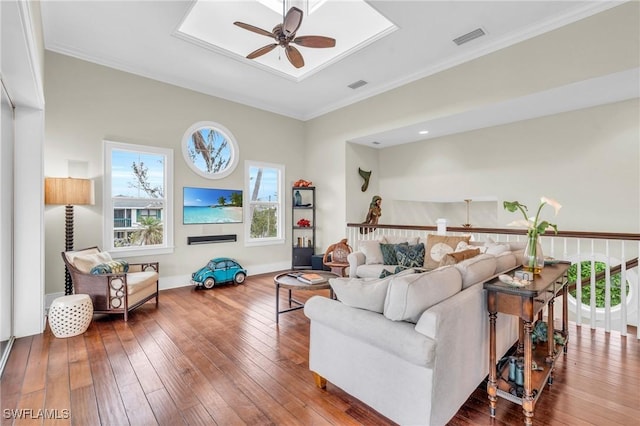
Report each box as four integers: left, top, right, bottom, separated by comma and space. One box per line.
304, 250, 521, 426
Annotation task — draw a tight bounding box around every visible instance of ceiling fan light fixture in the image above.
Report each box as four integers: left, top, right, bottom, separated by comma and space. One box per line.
348, 80, 368, 90
453, 27, 486, 46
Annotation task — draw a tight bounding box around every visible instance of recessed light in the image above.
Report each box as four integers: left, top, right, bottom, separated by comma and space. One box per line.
419, 130, 429, 135
372, 141, 381, 145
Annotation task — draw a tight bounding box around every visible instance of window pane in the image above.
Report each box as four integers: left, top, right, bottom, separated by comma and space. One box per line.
250, 205, 278, 238
110, 149, 166, 248
105, 140, 173, 256
245, 161, 284, 245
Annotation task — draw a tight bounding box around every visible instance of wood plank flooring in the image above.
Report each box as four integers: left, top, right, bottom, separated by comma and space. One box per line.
1, 272, 638, 425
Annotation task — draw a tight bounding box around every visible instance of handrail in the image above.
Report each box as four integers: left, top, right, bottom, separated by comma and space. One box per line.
346, 223, 640, 241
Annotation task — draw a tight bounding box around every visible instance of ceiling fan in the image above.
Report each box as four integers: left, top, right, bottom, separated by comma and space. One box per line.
233, 6, 336, 69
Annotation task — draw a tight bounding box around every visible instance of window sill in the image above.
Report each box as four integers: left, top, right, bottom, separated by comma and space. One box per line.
245, 238, 285, 247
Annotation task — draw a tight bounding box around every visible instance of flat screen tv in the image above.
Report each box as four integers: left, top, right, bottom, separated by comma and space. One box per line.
183, 187, 243, 224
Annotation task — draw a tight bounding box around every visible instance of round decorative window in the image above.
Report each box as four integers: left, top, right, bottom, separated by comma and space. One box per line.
181, 121, 239, 179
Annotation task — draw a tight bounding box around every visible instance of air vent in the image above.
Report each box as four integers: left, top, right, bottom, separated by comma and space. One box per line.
453, 28, 486, 46
348, 80, 368, 90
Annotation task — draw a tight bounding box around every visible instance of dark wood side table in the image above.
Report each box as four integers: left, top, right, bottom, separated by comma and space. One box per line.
484, 263, 570, 425
274, 270, 338, 323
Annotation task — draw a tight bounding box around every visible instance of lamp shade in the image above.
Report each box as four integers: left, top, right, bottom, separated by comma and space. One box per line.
45, 177, 94, 206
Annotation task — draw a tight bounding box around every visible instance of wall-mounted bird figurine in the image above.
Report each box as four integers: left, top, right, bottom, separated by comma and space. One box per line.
358, 168, 371, 192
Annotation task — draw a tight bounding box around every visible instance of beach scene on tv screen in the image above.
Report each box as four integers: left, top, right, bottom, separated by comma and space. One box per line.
183, 187, 242, 224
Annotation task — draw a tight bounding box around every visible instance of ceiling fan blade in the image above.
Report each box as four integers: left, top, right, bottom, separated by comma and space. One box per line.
282, 7, 303, 38
285, 45, 304, 68
247, 44, 278, 59
293, 35, 336, 48
233, 21, 274, 38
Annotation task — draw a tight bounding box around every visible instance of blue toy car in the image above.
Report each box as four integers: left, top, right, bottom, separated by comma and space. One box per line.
191, 257, 247, 289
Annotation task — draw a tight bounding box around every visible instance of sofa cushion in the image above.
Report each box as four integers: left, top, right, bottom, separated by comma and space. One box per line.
73, 251, 113, 273
438, 248, 481, 267
495, 251, 517, 274
424, 235, 471, 270
330, 268, 416, 313
384, 267, 462, 323
454, 254, 498, 289
380, 242, 408, 265
304, 296, 437, 367
330, 276, 393, 313
395, 243, 426, 268
359, 239, 384, 265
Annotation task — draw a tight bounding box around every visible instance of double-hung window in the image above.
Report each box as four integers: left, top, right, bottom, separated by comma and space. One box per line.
104, 140, 174, 256
244, 161, 284, 246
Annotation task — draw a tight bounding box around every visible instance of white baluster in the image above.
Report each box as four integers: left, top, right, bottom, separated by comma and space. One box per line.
590, 240, 596, 330
620, 241, 627, 336
605, 240, 611, 332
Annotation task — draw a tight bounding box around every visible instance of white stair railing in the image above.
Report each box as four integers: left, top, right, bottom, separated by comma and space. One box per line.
346, 223, 640, 338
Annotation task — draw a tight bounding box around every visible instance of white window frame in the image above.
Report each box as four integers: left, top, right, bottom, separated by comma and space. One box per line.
103, 140, 174, 257
181, 121, 240, 180
244, 160, 285, 247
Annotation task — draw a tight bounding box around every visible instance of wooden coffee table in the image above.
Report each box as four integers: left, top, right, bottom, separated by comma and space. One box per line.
274, 270, 338, 323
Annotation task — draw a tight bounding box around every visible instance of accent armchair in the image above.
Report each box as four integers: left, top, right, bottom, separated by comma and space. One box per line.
61, 246, 159, 321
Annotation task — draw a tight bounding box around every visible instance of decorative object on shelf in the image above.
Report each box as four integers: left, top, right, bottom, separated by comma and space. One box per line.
297, 218, 311, 227
45, 177, 94, 295
359, 195, 382, 234
358, 167, 372, 192
462, 199, 472, 228
294, 190, 302, 206
504, 196, 561, 274
293, 179, 312, 187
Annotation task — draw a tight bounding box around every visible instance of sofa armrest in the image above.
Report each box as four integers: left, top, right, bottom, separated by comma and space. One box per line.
347, 252, 365, 278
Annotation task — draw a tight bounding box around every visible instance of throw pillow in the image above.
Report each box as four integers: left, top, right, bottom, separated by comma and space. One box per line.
378, 265, 412, 278
423, 235, 471, 270
380, 242, 408, 265
73, 252, 113, 273
395, 243, 426, 268
438, 248, 481, 267
379, 269, 394, 278
455, 241, 488, 254
90, 259, 130, 275
359, 239, 384, 265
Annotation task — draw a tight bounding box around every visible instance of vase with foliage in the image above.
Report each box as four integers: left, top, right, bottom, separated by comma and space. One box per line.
503, 197, 561, 274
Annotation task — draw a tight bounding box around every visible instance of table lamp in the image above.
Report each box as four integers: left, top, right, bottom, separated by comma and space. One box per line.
45, 177, 94, 295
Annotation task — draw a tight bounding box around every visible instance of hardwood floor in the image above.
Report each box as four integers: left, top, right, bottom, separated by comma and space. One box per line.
2, 273, 638, 425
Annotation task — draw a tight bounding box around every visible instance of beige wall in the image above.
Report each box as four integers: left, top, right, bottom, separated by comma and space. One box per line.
378, 99, 639, 232
306, 1, 639, 245
44, 2, 639, 295
44, 52, 305, 294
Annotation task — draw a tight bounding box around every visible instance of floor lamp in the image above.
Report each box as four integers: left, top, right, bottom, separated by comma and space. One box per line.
45, 177, 94, 295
